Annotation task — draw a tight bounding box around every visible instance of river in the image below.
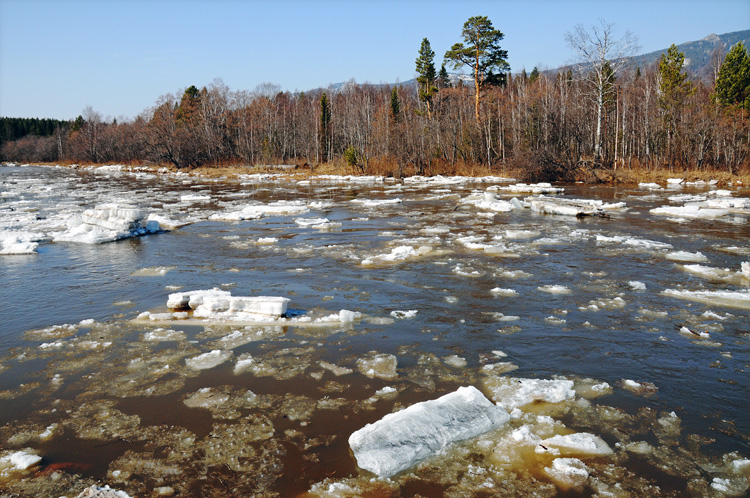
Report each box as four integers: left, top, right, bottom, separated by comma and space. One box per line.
0, 164, 748, 497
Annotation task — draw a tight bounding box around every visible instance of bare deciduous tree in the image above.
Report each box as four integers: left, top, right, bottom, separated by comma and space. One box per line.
566, 19, 638, 163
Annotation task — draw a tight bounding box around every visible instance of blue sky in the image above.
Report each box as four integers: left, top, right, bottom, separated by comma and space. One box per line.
1, 0, 748, 120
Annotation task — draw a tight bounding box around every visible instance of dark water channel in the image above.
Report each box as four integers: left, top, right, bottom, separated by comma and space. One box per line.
0, 165, 748, 497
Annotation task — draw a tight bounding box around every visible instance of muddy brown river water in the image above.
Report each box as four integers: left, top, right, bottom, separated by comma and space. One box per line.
0, 164, 748, 497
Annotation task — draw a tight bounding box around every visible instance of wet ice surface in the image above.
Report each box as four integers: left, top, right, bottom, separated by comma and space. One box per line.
1, 164, 749, 497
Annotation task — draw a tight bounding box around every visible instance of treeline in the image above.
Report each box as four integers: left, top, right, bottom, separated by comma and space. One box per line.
2, 19, 749, 180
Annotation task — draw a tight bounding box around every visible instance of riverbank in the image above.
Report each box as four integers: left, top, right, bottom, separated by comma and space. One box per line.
9, 161, 750, 187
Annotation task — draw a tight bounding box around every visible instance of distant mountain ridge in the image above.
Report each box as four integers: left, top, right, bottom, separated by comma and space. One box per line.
629, 29, 750, 82
323, 29, 750, 92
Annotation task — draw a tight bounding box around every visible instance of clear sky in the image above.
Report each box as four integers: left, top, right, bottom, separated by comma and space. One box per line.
1, 0, 748, 121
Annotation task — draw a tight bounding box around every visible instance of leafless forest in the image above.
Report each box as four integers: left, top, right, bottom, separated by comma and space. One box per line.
3, 52, 749, 181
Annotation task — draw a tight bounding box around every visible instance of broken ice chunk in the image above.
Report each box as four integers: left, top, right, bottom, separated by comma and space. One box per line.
357, 353, 398, 380
73, 485, 133, 498
483, 377, 575, 411
0, 232, 39, 255
348, 386, 510, 478
536, 433, 613, 458
167, 288, 231, 310
185, 350, 232, 370
543, 458, 590, 489
0, 449, 42, 474
620, 379, 659, 397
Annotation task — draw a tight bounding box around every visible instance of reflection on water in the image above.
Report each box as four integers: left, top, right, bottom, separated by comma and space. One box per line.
0, 165, 748, 497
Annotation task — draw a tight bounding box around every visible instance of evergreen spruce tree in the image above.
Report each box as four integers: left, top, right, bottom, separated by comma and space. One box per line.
438, 64, 451, 89
319, 93, 331, 163
714, 42, 750, 110
658, 44, 693, 166
444, 15, 509, 123
529, 66, 540, 84
416, 38, 438, 117
390, 86, 401, 123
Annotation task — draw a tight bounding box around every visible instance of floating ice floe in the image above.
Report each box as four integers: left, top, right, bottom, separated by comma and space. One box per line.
536, 433, 613, 458
294, 217, 342, 230
650, 204, 731, 220
348, 386, 510, 478
209, 200, 310, 221
483, 377, 575, 411
357, 353, 398, 380
350, 198, 403, 207
638, 182, 663, 190
528, 196, 625, 217
491, 182, 564, 194
538, 285, 572, 295
54, 204, 161, 244
666, 250, 708, 263
73, 485, 133, 498
186, 350, 233, 370
662, 288, 750, 310
679, 262, 750, 284
361, 245, 434, 266
460, 191, 519, 212
0, 449, 42, 479
0, 231, 39, 255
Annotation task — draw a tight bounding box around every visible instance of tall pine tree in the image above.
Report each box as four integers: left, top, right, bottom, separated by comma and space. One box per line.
416, 38, 437, 118
444, 16, 509, 123
319, 93, 331, 163
714, 42, 750, 110
658, 44, 693, 167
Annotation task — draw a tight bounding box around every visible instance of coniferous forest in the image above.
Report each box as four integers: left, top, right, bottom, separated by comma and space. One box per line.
2, 18, 749, 181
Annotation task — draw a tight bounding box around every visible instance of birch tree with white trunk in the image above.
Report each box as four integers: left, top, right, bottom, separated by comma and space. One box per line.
565, 20, 638, 163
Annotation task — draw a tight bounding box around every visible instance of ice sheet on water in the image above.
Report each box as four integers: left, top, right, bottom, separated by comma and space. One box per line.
294, 217, 342, 230
350, 198, 403, 207
528, 196, 625, 217
535, 432, 613, 463
663, 286, 750, 310
538, 285, 572, 295
185, 350, 232, 370
357, 352, 398, 380
483, 377, 576, 411
348, 386, 510, 478
666, 250, 708, 262
361, 245, 433, 266
166, 288, 290, 320
0, 231, 39, 255
54, 204, 161, 244
209, 200, 310, 221
650, 204, 731, 220
460, 191, 517, 212
494, 182, 564, 194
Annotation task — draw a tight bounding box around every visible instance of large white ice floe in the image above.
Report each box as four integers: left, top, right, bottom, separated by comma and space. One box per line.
535, 432, 613, 458
173, 290, 290, 320
482, 377, 576, 411
650, 204, 730, 220
0, 231, 39, 255
528, 196, 625, 217
54, 204, 161, 244
348, 386, 510, 478
460, 191, 518, 212
491, 182, 564, 194
209, 200, 310, 221
361, 245, 434, 266
662, 289, 750, 310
